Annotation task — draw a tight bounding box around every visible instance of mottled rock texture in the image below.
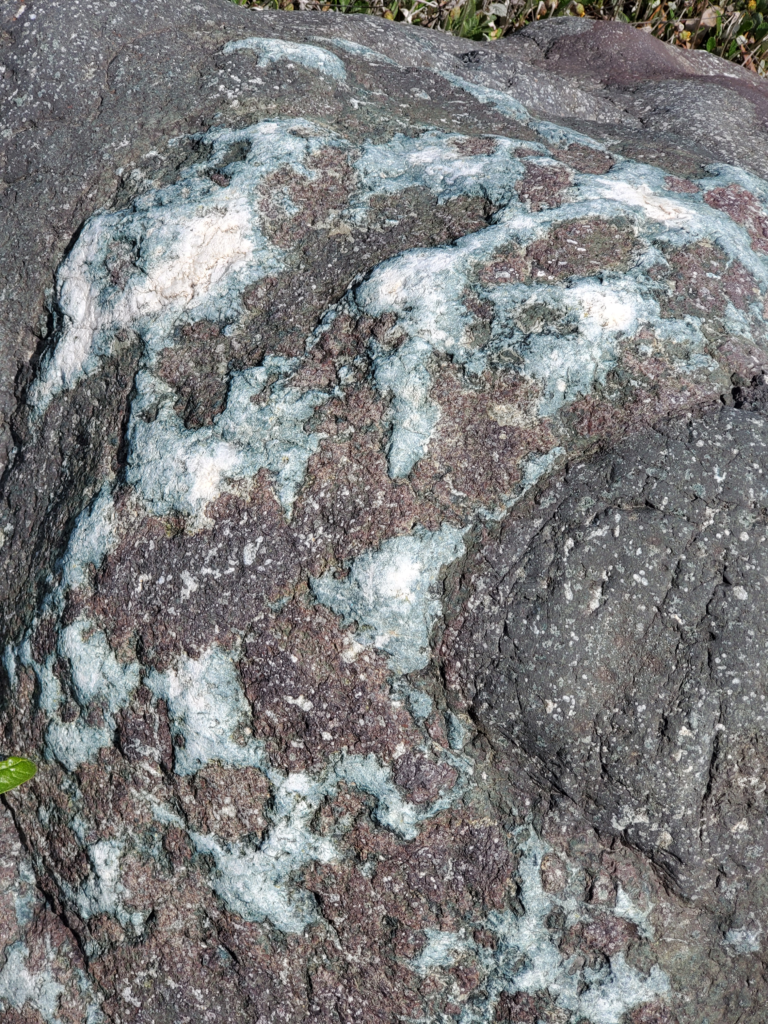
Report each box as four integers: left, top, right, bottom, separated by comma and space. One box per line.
2, 2, 768, 1021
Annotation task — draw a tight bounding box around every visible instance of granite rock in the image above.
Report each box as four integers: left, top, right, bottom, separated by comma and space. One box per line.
2, 2, 768, 1021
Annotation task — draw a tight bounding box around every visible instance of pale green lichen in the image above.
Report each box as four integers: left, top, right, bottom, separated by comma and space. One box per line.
223, 37, 348, 80
419, 829, 670, 1024
28, 119, 334, 416
127, 357, 327, 519
146, 646, 265, 776
18, 620, 140, 772
0, 943, 65, 1024
311, 524, 466, 674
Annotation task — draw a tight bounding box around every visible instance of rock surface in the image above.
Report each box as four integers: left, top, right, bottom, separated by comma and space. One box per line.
2, 2, 768, 1021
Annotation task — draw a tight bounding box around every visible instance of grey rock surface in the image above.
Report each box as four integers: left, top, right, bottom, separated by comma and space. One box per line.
1, 2, 768, 1022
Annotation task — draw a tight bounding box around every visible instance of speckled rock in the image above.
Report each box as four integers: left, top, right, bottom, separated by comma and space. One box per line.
2, 2, 768, 1022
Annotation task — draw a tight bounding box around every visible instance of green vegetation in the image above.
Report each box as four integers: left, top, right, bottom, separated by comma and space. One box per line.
230, 0, 768, 75
0, 756, 37, 794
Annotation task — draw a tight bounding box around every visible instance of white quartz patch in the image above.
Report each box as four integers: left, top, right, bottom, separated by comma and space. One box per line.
508, 279, 647, 417
188, 756, 422, 932
595, 178, 695, 224
223, 37, 347, 80
146, 711, 462, 932
349, 235, 487, 476
311, 524, 465, 674
578, 161, 768, 288
336, 753, 426, 839
60, 621, 140, 712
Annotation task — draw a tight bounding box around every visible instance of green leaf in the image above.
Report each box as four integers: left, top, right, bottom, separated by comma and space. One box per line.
0, 757, 37, 794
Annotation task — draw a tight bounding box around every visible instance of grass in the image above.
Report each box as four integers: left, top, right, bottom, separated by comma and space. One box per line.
230, 0, 768, 75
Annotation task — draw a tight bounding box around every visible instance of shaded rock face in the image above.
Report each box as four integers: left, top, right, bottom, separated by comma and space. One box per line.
2, 3, 768, 1023
447, 404, 768, 904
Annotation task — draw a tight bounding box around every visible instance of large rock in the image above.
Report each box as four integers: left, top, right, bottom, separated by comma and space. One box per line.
2, 2, 768, 1021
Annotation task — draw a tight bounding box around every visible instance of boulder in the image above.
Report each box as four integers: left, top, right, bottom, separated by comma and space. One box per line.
1, 2, 768, 1021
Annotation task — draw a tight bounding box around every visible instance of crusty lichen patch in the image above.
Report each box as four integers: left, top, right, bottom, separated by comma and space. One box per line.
10, 39, 768, 1022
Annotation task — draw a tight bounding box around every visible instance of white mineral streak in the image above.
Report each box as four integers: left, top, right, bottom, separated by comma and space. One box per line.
418, 830, 669, 1024
338, 143, 768, 471
311, 525, 466, 673
411, 929, 468, 976
74, 840, 125, 919
223, 37, 348, 80
0, 942, 64, 1024
30, 193, 258, 415
14, 605, 467, 934
182, 741, 450, 930
725, 921, 763, 953
192, 773, 337, 933
151, 741, 466, 931
353, 131, 525, 209
614, 883, 655, 940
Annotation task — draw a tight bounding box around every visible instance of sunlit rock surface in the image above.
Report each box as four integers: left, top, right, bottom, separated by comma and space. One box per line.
2, 2, 768, 1021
